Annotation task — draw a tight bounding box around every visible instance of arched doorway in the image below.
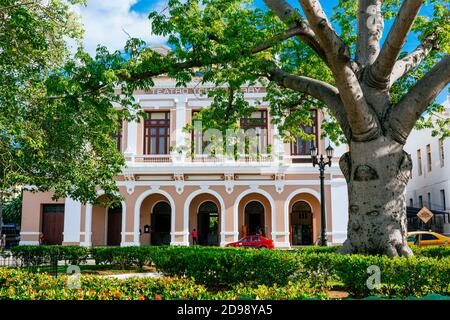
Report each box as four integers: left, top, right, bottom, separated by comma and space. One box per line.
107, 204, 122, 246
197, 201, 219, 246
151, 201, 171, 245
290, 201, 313, 245
244, 201, 265, 236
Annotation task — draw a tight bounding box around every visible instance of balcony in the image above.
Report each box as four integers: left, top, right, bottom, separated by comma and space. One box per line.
129, 155, 173, 163
124, 153, 315, 167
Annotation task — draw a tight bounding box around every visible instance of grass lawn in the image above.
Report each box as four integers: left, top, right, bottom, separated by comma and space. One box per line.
20, 264, 158, 275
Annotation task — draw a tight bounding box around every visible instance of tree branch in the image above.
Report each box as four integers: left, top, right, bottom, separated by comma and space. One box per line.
369, 0, 423, 89
299, 0, 380, 142
263, 0, 327, 63
267, 65, 351, 140
250, 26, 307, 53
0, 1, 39, 11
388, 55, 450, 144
390, 35, 439, 86
357, 0, 384, 67
50, 29, 305, 101
127, 25, 317, 82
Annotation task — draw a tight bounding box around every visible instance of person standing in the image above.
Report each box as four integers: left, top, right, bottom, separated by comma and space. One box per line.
257, 227, 263, 236
39, 233, 45, 245
192, 228, 198, 245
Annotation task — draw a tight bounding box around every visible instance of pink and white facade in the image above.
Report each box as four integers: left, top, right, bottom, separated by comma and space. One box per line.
20, 62, 349, 248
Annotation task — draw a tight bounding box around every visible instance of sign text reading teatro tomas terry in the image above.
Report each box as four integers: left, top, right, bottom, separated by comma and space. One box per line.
134, 86, 266, 95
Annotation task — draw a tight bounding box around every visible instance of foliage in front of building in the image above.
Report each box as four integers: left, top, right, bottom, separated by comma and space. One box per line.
4, 246, 450, 298
2, 195, 22, 226
0, 268, 325, 300
299, 252, 450, 298
410, 245, 450, 259
90, 246, 153, 270
9, 245, 90, 266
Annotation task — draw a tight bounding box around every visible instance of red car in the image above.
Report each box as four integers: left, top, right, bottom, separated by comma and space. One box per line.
225, 235, 274, 249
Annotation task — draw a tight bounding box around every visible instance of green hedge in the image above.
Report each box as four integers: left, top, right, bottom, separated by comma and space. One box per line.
10, 246, 90, 266
146, 247, 450, 297
293, 246, 341, 254
296, 252, 450, 298
411, 246, 450, 258
6, 245, 450, 298
91, 246, 156, 270
0, 268, 325, 300
149, 246, 302, 289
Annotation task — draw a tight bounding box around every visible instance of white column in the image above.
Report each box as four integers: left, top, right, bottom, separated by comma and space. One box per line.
175, 98, 187, 151
273, 124, 285, 162
330, 178, 349, 245
63, 198, 82, 244
120, 202, 127, 246
124, 110, 138, 162
82, 204, 92, 247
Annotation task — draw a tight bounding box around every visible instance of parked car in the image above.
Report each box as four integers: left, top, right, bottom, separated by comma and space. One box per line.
407, 231, 450, 247
1, 224, 20, 249
225, 235, 274, 249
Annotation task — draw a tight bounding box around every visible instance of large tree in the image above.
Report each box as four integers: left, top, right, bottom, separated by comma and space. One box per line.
0, 0, 131, 230
53, 0, 449, 257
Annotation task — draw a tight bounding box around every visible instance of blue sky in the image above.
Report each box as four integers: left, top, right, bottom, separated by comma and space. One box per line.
76, 0, 448, 103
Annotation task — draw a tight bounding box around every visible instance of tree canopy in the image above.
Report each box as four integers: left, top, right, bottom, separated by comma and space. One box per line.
41, 0, 449, 256
0, 0, 130, 205
2, 0, 448, 199
48, 0, 449, 147
1, 1, 450, 255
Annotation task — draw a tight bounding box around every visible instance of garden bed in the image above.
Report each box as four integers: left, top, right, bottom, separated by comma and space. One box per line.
2, 245, 449, 300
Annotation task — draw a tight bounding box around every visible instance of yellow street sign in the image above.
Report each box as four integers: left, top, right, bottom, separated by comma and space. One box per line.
417, 207, 433, 223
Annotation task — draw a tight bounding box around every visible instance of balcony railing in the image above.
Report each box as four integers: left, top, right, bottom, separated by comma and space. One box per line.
126, 154, 173, 163
125, 153, 317, 165
191, 154, 226, 163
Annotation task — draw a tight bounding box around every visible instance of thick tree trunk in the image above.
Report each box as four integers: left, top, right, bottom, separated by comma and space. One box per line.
338, 136, 414, 257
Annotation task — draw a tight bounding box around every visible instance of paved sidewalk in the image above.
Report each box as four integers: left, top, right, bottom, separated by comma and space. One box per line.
100, 272, 163, 280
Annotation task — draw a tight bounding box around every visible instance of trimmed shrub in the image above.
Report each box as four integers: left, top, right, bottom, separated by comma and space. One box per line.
10, 246, 89, 266
295, 252, 340, 289
90, 247, 115, 266
296, 252, 450, 298
10, 246, 49, 266
294, 246, 341, 254
413, 246, 450, 259
0, 268, 324, 300
95, 246, 450, 297
90, 246, 159, 270
149, 246, 303, 289
6, 244, 450, 299
58, 246, 90, 265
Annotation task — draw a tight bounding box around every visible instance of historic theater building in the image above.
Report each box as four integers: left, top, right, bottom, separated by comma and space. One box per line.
20, 48, 349, 248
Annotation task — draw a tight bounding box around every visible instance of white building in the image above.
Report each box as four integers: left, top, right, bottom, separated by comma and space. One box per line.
20, 47, 349, 248
405, 95, 450, 235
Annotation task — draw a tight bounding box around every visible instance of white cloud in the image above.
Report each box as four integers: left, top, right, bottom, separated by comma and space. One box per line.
70, 0, 168, 56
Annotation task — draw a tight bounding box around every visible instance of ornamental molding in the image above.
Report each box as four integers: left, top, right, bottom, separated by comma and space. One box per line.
274, 172, 286, 194
173, 173, 184, 194
224, 173, 234, 194
124, 173, 136, 195
150, 185, 160, 191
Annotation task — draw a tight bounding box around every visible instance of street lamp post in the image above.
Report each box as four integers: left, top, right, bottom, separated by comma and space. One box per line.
310, 144, 334, 246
